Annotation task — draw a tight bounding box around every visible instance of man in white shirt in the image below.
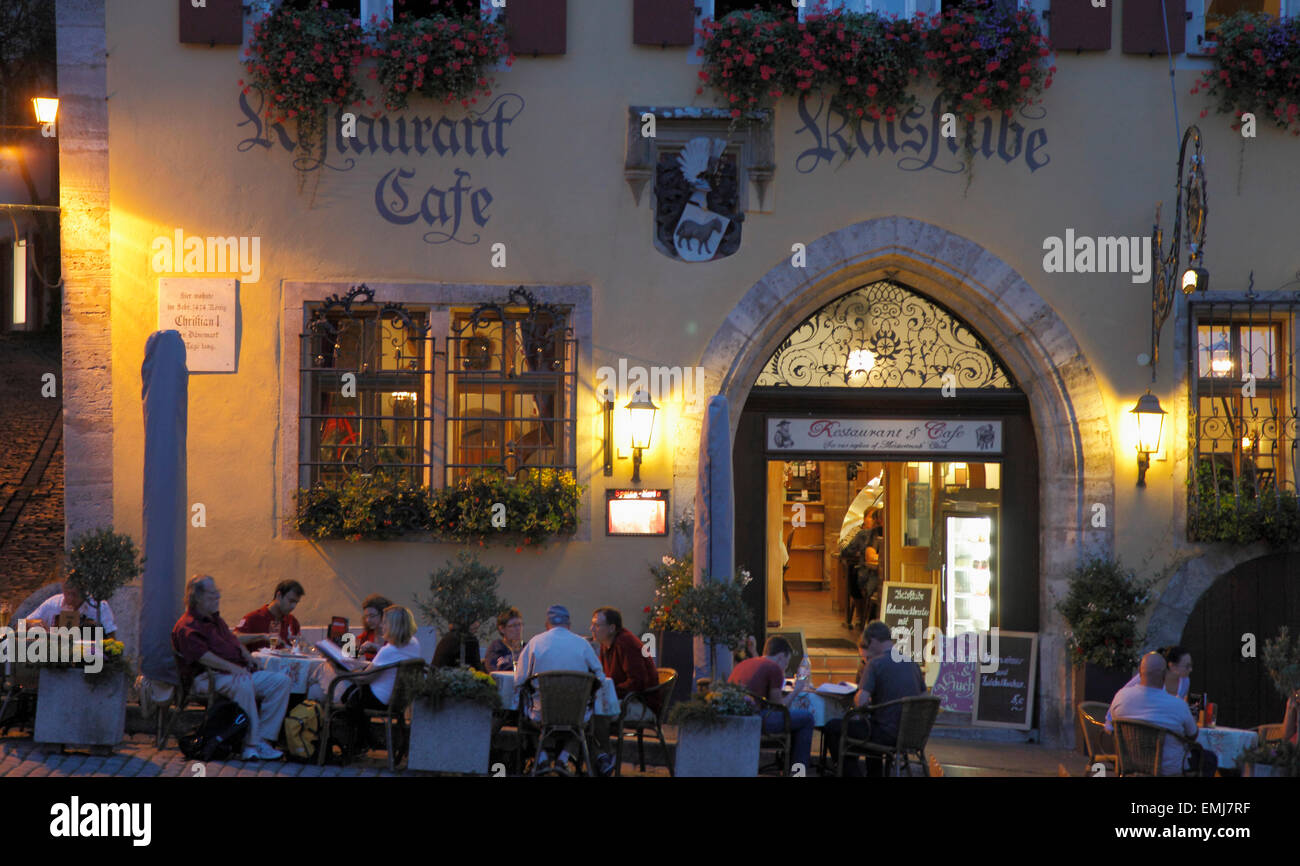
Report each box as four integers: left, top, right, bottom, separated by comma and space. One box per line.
1109, 652, 1215, 776
30, 582, 116, 639
513, 604, 611, 774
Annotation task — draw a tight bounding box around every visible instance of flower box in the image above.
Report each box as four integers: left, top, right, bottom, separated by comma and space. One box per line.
34, 668, 127, 748
407, 698, 494, 774
674, 715, 761, 777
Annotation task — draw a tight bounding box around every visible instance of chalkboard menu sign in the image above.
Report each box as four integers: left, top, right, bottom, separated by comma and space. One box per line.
972, 630, 1038, 729
880, 583, 937, 639
928, 636, 979, 713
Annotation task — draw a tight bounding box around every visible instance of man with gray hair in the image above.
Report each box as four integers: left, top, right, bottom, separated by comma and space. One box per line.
512, 604, 612, 773
172, 574, 292, 761
1109, 651, 1215, 776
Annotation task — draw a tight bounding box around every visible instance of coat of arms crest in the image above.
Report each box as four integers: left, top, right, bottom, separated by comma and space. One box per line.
653, 137, 743, 263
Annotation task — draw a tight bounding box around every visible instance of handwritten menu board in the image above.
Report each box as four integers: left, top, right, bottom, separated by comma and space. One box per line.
928, 635, 979, 713
972, 630, 1038, 729
880, 583, 936, 637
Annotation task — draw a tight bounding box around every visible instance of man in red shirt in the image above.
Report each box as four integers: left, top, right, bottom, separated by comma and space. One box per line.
234, 580, 304, 651
591, 606, 660, 715
173, 574, 292, 760
728, 636, 814, 773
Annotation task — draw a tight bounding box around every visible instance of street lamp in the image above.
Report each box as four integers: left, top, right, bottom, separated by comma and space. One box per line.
31, 97, 59, 126
1131, 391, 1167, 488
625, 389, 658, 484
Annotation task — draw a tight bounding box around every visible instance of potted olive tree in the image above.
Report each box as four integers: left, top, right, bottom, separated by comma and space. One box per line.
1057, 558, 1152, 704
406, 665, 503, 774
34, 528, 141, 749
415, 552, 508, 667
669, 682, 762, 777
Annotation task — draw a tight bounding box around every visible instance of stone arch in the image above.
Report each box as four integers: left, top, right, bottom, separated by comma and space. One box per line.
1144, 542, 1286, 649
675, 216, 1115, 745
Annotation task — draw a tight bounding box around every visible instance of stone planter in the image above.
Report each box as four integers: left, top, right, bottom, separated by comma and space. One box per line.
674, 715, 761, 777
1242, 762, 1287, 777
34, 668, 127, 748
407, 698, 493, 774
656, 630, 695, 705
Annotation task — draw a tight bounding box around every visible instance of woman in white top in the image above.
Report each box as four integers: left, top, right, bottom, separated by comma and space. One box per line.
343, 606, 422, 741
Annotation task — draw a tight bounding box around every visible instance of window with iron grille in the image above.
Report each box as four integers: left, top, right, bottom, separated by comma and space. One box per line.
445, 289, 577, 483
300, 287, 435, 487
1188, 296, 1300, 541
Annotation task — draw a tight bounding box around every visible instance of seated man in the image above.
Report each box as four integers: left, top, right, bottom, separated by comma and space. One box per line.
591, 606, 659, 716
234, 580, 304, 651
29, 580, 117, 639
728, 636, 815, 774
356, 594, 392, 661
823, 621, 926, 776
173, 574, 292, 761
513, 604, 612, 774
1109, 652, 1217, 777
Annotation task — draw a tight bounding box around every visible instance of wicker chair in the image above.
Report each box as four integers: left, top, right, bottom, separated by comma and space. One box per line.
1112, 718, 1201, 777
155, 649, 219, 749
614, 667, 678, 776
840, 695, 941, 777
519, 670, 599, 777
756, 696, 795, 776
319, 658, 426, 769
1257, 723, 1286, 744
1077, 701, 1117, 774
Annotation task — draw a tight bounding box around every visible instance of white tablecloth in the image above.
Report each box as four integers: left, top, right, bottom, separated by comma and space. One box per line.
1197, 725, 1258, 770
490, 671, 620, 716
252, 650, 332, 696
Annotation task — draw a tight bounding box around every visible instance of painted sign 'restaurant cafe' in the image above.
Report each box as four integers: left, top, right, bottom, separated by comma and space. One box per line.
236, 90, 526, 245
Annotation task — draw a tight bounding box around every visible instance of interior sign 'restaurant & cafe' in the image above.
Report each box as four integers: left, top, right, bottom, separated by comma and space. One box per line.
768, 418, 1003, 454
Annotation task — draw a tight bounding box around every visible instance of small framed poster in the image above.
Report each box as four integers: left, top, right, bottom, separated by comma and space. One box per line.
606, 489, 668, 536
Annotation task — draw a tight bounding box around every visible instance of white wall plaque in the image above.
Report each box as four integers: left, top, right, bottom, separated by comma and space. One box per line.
767, 417, 1003, 454
158, 278, 237, 372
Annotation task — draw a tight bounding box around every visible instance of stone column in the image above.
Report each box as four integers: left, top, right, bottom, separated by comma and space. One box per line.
57, 0, 112, 536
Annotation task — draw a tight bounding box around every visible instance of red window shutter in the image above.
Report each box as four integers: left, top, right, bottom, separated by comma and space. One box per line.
1122, 0, 1186, 54
178, 0, 243, 46
506, 0, 567, 56
634, 0, 695, 46
1049, 0, 1111, 51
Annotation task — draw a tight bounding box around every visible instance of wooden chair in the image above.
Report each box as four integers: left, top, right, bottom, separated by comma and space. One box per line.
840, 695, 941, 777
319, 659, 426, 769
156, 650, 219, 749
519, 670, 598, 777
614, 667, 678, 776
1112, 718, 1201, 777
1077, 701, 1117, 774
756, 696, 794, 776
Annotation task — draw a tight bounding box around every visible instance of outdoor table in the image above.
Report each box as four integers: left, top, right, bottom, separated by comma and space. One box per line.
490, 671, 620, 716
1197, 725, 1258, 771
252, 648, 332, 697
783, 680, 855, 727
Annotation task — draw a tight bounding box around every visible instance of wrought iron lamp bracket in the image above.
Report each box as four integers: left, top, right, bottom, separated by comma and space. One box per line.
1150, 126, 1208, 380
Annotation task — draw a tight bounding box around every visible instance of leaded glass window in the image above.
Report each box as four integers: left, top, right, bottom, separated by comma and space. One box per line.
755, 280, 1017, 390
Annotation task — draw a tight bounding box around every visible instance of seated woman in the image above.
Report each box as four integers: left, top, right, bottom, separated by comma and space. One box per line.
356, 594, 392, 662
484, 607, 525, 672
433, 623, 486, 671
341, 605, 422, 751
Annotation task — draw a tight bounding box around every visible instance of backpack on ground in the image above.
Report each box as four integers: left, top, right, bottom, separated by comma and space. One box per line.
283, 699, 323, 762
178, 697, 249, 762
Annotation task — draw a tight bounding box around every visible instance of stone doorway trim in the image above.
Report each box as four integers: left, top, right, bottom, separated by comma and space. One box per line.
676, 216, 1116, 746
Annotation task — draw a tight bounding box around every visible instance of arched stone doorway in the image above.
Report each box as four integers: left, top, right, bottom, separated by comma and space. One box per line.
676, 217, 1115, 745
1175, 550, 1300, 729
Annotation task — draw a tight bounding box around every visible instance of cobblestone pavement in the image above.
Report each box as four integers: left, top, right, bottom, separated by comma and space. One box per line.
0, 727, 1073, 778
0, 331, 64, 610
